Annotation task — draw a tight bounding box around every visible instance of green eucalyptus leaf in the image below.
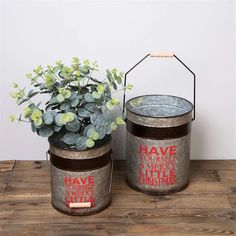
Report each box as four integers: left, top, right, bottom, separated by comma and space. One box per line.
75, 136, 87, 150
126, 83, 133, 90
111, 122, 117, 131
115, 116, 125, 125
38, 126, 54, 137
114, 74, 122, 84
106, 69, 113, 83
29, 103, 36, 109
97, 84, 106, 95
57, 112, 75, 124
53, 125, 62, 132
86, 138, 95, 148
85, 103, 101, 114
112, 82, 117, 90
105, 123, 112, 135
106, 98, 120, 110
84, 93, 95, 102
64, 90, 71, 99
70, 96, 80, 107
92, 91, 101, 99
23, 107, 32, 118
60, 103, 70, 111
31, 123, 37, 133
63, 132, 79, 145
106, 100, 115, 110
78, 108, 91, 117
79, 66, 90, 75
44, 75, 55, 88
96, 125, 106, 139
107, 75, 113, 83
49, 97, 58, 105
59, 71, 67, 79
43, 111, 54, 125
55, 113, 64, 126
31, 109, 42, 119
69, 92, 77, 100
90, 131, 99, 140
83, 124, 94, 136
86, 126, 95, 137
33, 118, 43, 127
90, 114, 104, 125
105, 84, 112, 97
65, 119, 81, 132
106, 69, 111, 76
56, 94, 65, 102
53, 66, 60, 73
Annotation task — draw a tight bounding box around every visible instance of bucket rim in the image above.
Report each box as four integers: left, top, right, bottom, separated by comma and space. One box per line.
48, 136, 112, 153
125, 94, 194, 119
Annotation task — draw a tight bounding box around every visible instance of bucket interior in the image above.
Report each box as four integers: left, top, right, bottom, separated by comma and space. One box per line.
126, 95, 193, 118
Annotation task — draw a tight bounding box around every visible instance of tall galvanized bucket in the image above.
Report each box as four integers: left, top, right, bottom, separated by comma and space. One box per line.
47, 138, 112, 215
123, 52, 196, 195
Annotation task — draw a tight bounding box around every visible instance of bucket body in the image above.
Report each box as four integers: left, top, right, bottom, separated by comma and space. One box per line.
49, 140, 112, 215
126, 95, 193, 194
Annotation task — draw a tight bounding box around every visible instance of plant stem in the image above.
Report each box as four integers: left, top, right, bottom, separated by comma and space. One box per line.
17, 119, 30, 123
52, 71, 61, 82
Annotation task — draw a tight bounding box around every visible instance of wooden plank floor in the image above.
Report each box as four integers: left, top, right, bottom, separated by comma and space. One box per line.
1, 160, 236, 236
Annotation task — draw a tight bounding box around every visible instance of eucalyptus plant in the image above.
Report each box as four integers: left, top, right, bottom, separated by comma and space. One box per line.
10, 57, 133, 150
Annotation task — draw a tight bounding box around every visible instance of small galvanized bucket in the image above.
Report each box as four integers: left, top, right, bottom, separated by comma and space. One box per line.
123, 52, 196, 195
47, 138, 112, 215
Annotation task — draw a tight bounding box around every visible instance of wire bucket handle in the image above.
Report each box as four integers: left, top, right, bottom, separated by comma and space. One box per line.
123, 52, 196, 121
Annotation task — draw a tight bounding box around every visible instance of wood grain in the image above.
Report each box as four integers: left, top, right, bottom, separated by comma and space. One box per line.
0, 160, 15, 172
228, 195, 236, 208
218, 170, 236, 181
1, 160, 236, 236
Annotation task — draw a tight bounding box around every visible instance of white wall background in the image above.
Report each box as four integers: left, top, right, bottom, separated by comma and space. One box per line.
0, 0, 235, 160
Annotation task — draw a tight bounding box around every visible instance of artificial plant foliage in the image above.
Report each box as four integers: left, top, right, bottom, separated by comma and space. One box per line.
10, 57, 132, 150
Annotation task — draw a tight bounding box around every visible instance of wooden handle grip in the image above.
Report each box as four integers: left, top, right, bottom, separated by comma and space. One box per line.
150, 52, 174, 58
69, 202, 92, 208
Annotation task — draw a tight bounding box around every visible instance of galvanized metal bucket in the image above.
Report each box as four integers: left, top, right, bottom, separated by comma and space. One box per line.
123, 52, 196, 195
47, 139, 113, 215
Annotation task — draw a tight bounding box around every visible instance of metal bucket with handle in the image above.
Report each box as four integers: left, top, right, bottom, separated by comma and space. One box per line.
123, 52, 196, 195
